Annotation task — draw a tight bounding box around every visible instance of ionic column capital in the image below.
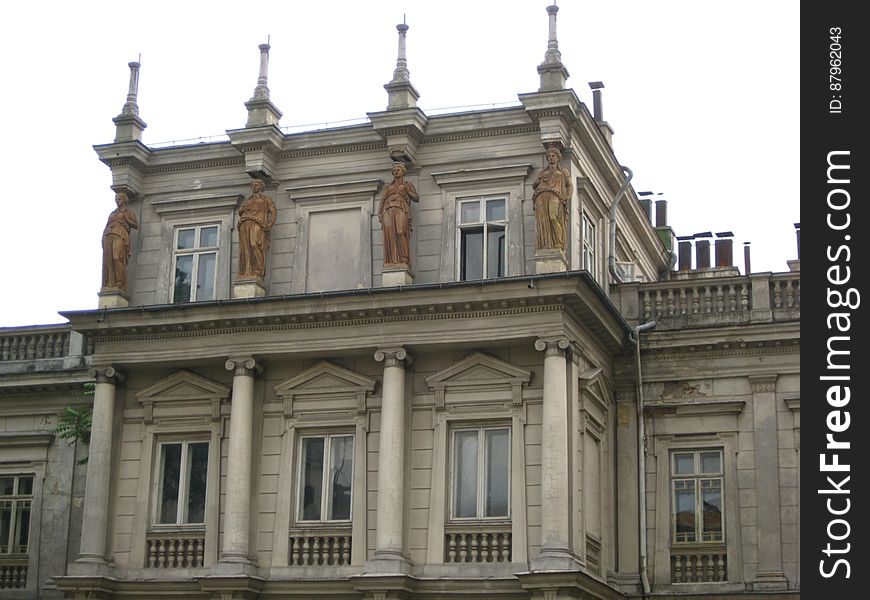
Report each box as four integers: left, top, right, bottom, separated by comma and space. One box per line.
90, 366, 124, 384
534, 337, 570, 357
374, 347, 413, 368
225, 356, 260, 377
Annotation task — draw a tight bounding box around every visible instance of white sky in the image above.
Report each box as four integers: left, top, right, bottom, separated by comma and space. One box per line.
0, 0, 799, 327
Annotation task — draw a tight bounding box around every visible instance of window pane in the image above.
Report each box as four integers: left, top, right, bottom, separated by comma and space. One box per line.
674, 487, 696, 542
186, 443, 209, 524
177, 228, 196, 250
174, 255, 193, 302
486, 199, 505, 221
461, 229, 483, 280
196, 253, 217, 301
485, 429, 509, 517
14, 502, 30, 552
487, 228, 505, 278
701, 479, 723, 541
0, 478, 13, 496
673, 453, 694, 475
300, 438, 325, 521
701, 452, 721, 474
460, 202, 480, 224
18, 477, 33, 496
453, 431, 479, 518
200, 226, 219, 248
159, 444, 182, 524
328, 436, 354, 520
0, 501, 10, 553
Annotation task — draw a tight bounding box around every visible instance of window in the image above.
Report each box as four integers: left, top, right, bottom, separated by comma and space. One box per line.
582, 213, 597, 280
297, 434, 354, 523
156, 441, 209, 525
0, 475, 32, 555
458, 197, 506, 280
671, 450, 723, 543
172, 225, 219, 302
450, 427, 510, 520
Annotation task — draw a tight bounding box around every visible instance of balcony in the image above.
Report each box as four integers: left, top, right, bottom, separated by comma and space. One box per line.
670, 545, 727, 583
146, 531, 206, 568
288, 528, 352, 567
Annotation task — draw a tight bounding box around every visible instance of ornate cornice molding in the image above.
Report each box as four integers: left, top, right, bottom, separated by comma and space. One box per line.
144, 157, 244, 175
749, 375, 778, 393
424, 125, 539, 145
279, 142, 387, 159
642, 339, 799, 362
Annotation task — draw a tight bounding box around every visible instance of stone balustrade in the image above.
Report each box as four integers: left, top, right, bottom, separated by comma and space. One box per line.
0, 560, 27, 589
0, 329, 69, 361
288, 530, 352, 566
146, 532, 205, 568
671, 546, 727, 583
614, 271, 800, 330
444, 526, 512, 563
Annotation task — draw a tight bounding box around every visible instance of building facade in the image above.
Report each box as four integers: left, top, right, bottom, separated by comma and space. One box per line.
0, 6, 799, 599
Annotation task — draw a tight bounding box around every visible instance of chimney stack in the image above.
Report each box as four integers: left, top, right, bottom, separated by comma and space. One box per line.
655, 199, 668, 227
714, 232, 734, 267
794, 222, 801, 259
743, 242, 751, 275
677, 236, 694, 271
587, 81, 614, 145
694, 233, 712, 268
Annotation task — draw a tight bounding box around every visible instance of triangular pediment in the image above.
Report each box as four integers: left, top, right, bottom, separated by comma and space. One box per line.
578, 367, 612, 410
274, 361, 375, 399
135, 370, 230, 404
426, 352, 531, 391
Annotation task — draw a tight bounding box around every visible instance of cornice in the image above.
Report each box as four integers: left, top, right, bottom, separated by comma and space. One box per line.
279, 141, 387, 159
145, 157, 245, 175
641, 338, 799, 361
424, 125, 539, 145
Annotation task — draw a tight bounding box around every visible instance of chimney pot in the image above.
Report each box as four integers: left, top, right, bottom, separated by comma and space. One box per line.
655, 199, 667, 227
696, 239, 711, 269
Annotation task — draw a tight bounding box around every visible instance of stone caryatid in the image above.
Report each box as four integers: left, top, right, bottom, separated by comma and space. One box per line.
532, 146, 572, 252
237, 178, 277, 280
101, 191, 139, 292
379, 162, 419, 268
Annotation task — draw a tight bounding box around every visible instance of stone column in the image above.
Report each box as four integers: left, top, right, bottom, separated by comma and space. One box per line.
369, 347, 412, 573
78, 366, 123, 564
533, 337, 576, 570
613, 388, 641, 589
220, 356, 259, 564
750, 375, 788, 590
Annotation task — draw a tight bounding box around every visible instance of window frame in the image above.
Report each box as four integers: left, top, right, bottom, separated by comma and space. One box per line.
0, 474, 34, 556
670, 449, 725, 544
170, 223, 220, 303
152, 439, 210, 528
456, 196, 508, 281
295, 433, 356, 525
448, 425, 511, 522
581, 212, 597, 281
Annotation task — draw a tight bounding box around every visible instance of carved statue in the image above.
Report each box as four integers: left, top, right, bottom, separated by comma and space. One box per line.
379, 162, 419, 267
237, 178, 277, 280
101, 191, 139, 291
532, 147, 573, 251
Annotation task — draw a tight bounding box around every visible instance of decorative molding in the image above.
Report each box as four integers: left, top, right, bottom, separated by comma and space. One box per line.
424, 125, 539, 145
151, 193, 243, 215
749, 375, 778, 393
134, 370, 230, 424
425, 352, 532, 410
784, 397, 800, 412
644, 399, 746, 417
374, 347, 411, 368
224, 356, 259, 377
285, 179, 382, 204
274, 361, 376, 418
144, 157, 244, 175
279, 141, 387, 159
431, 164, 533, 188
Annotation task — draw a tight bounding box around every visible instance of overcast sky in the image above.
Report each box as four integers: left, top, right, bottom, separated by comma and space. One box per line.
0, 0, 799, 327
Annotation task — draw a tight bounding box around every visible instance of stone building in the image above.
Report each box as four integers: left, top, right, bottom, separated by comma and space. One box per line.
0, 5, 799, 599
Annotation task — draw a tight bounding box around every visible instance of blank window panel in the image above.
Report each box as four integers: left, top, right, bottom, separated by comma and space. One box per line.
485, 429, 509, 517
453, 431, 479, 519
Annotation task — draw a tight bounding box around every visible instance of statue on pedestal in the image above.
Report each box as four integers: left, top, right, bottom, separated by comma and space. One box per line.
237, 178, 277, 280
101, 191, 139, 291
379, 162, 418, 267
532, 147, 572, 251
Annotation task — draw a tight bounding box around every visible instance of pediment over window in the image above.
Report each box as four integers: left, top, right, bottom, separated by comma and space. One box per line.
425, 352, 531, 409
134, 370, 230, 423
274, 361, 376, 418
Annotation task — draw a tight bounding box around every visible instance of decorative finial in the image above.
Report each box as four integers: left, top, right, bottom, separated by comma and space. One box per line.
251, 41, 271, 101
537, 3, 570, 91
119, 60, 141, 117
383, 18, 420, 110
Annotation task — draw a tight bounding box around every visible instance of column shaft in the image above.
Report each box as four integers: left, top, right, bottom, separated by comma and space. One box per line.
376, 358, 406, 554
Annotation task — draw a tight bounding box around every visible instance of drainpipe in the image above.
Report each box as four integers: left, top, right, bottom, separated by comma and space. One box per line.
608, 166, 634, 283
630, 319, 656, 596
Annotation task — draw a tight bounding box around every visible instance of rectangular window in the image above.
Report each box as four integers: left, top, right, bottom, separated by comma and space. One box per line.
156, 441, 209, 525
0, 475, 33, 554
172, 225, 219, 302
450, 427, 510, 520
671, 450, 723, 543
458, 197, 507, 280
297, 434, 354, 523
582, 213, 597, 280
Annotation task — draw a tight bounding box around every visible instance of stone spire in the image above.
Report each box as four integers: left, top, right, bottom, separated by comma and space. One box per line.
537, 3, 570, 91
384, 18, 420, 110
245, 40, 282, 128
113, 60, 147, 142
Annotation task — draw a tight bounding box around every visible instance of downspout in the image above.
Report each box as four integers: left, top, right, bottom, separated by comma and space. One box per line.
608, 166, 634, 283
630, 319, 656, 596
